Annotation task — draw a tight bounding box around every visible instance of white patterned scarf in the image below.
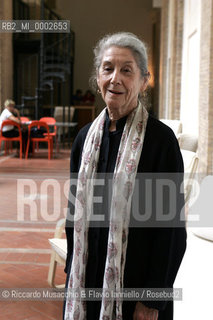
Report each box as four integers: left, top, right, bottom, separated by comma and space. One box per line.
65, 101, 148, 320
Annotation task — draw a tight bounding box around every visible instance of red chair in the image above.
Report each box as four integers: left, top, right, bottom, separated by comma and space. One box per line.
25, 121, 53, 160
20, 117, 30, 122
0, 120, 23, 159
39, 117, 58, 152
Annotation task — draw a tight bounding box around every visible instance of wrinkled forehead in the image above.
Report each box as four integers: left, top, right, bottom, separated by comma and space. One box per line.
101, 46, 137, 64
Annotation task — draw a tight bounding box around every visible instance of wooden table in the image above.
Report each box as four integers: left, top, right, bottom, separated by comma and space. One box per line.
73, 105, 95, 130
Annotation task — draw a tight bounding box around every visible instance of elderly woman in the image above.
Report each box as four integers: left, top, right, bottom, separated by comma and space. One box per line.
64, 32, 186, 320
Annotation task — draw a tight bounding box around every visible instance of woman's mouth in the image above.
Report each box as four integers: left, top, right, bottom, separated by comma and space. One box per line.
108, 89, 123, 95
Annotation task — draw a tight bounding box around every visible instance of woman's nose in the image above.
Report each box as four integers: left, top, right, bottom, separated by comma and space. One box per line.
110, 69, 121, 85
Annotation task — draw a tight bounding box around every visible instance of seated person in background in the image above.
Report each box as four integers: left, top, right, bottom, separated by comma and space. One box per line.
0, 99, 21, 137
73, 89, 83, 105
82, 89, 95, 105
0, 99, 28, 152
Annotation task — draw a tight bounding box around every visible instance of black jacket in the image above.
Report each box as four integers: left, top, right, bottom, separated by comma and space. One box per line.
64, 114, 186, 320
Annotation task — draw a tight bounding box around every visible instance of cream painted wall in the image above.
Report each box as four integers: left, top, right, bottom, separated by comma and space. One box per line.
55, 0, 154, 110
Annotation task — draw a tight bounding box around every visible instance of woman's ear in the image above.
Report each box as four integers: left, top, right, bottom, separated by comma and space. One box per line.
97, 75, 100, 89
96, 77, 101, 94
140, 79, 148, 93
140, 72, 150, 93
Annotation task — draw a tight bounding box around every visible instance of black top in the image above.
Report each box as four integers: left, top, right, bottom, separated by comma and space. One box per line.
64, 112, 186, 320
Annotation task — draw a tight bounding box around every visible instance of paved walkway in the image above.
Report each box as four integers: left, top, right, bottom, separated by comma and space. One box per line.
0, 150, 70, 319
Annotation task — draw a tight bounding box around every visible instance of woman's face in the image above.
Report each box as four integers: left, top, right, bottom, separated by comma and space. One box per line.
97, 46, 147, 119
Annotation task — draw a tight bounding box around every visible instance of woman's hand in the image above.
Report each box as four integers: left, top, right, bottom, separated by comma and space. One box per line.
133, 302, 158, 320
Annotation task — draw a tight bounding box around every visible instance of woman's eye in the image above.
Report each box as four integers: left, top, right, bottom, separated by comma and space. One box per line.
123, 68, 131, 73
103, 67, 112, 72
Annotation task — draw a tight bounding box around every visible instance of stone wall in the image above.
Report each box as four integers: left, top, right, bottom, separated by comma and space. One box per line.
199, 0, 213, 173
159, 0, 169, 118
159, 0, 184, 119
160, 0, 213, 174
0, 0, 13, 111
171, 0, 184, 119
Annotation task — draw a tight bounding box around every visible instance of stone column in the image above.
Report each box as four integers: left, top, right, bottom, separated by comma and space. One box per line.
199, 0, 213, 173
0, 0, 13, 111
159, 0, 169, 118
159, 0, 184, 119
170, 0, 184, 119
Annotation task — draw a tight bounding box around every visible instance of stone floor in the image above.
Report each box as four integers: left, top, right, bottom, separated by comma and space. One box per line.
0, 149, 69, 319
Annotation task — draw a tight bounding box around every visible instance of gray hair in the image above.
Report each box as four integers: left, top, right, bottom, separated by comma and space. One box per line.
90, 32, 149, 90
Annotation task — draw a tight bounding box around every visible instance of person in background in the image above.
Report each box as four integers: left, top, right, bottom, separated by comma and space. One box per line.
0, 99, 28, 153
64, 32, 186, 320
82, 89, 95, 105
73, 89, 83, 106
0, 99, 21, 137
